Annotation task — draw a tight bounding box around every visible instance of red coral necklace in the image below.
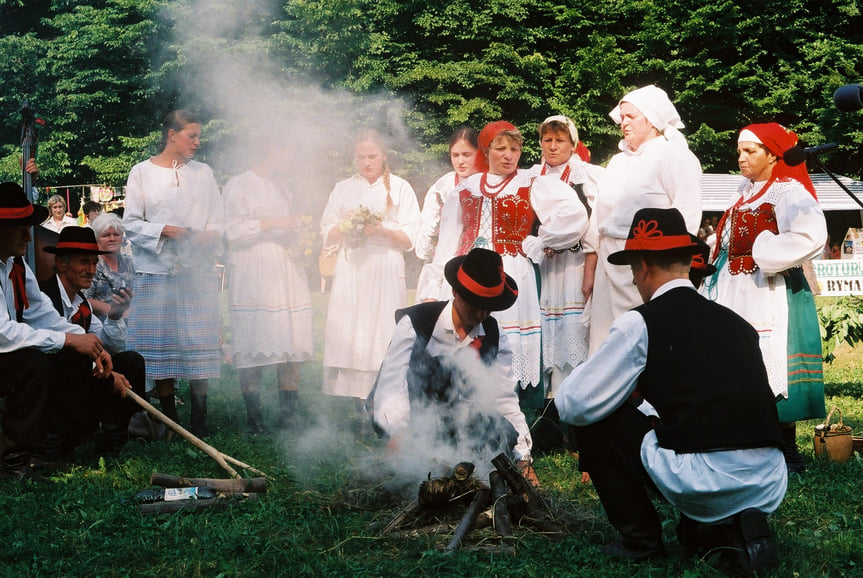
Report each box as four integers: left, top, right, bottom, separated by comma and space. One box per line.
480, 172, 516, 197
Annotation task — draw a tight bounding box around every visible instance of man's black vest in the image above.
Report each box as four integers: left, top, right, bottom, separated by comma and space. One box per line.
634, 287, 783, 453
396, 301, 499, 407
39, 277, 92, 332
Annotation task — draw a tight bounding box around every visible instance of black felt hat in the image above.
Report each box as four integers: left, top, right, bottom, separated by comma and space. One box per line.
608, 208, 701, 265
0, 182, 49, 226
44, 226, 110, 255
444, 248, 518, 311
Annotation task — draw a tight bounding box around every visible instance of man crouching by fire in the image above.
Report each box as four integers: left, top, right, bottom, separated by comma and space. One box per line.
370, 248, 536, 484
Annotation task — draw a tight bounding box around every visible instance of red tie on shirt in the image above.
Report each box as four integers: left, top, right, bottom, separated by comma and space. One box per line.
70, 299, 92, 329
469, 335, 483, 353
9, 257, 29, 322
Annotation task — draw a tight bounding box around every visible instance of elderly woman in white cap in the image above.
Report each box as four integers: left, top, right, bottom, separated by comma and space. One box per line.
583, 85, 702, 353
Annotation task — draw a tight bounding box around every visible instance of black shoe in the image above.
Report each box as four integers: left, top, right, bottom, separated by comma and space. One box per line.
602, 536, 666, 561
1, 451, 53, 485
733, 508, 779, 576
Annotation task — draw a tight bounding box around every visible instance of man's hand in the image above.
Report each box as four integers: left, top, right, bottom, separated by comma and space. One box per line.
92, 350, 113, 379
110, 371, 132, 397
516, 458, 540, 488
65, 333, 104, 359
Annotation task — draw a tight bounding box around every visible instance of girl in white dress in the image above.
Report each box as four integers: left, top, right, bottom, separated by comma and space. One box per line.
415, 126, 479, 302
223, 149, 314, 433
123, 110, 224, 438
319, 131, 421, 406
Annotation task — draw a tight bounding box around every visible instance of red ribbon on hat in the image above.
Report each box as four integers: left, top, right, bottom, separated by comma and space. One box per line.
457, 263, 506, 297
53, 241, 101, 252
691, 253, 707, 270
0, 205, 35, 219
624, 219, 692, 252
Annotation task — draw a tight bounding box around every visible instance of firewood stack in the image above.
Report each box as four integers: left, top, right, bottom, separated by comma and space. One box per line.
381, 453, 560, 551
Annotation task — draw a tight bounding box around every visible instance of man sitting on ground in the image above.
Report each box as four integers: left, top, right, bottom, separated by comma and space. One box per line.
371, 248, 534, 480
556, 208, 786, 575
38, 226, 145, 460
0, 183, 112, 482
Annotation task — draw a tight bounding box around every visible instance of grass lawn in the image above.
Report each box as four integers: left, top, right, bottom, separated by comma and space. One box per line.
2, 291, 863, 577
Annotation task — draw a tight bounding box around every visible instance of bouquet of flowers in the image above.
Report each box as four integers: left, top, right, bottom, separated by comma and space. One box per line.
288, 215, 319, 269
338, 205, 383, 249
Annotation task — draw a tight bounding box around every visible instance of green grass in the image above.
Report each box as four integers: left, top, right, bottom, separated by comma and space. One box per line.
2, 291, 863, 577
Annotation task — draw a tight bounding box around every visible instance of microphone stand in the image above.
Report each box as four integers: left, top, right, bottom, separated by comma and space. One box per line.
813, 157, 863, 211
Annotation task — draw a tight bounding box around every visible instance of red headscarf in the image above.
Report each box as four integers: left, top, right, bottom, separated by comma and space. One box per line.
475, 121, 517, 173
740, 123, 817, 199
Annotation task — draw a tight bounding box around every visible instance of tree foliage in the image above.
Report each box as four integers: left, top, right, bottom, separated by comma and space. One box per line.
0, 0, 861, 187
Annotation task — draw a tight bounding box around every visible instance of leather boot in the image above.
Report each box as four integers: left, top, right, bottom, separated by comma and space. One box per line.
278, 390, 298, 430
159, 395, 180, 424
242, 391, 269, 435
190, 393, 208, 439
729, 509, 779, 576
1, 434, 51, 485
781, 422, 805, 474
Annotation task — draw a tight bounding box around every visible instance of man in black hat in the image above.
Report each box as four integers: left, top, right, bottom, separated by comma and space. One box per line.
0, 183, 112, 482
39, 226, 146, 459
371, 248, 533, 476
556, 208, 786, 575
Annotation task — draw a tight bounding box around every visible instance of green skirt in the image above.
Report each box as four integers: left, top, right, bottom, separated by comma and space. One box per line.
776, 268, 826, 422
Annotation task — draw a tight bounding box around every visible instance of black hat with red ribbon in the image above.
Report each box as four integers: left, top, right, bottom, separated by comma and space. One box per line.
0, 182, 49, 226
445, 247, 518, 311
44, 226, 110, 255
608, 208, 701, 265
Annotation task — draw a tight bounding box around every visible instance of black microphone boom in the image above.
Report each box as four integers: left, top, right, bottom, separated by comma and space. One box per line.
834, 84, 863, 112
783, 143, 838, 167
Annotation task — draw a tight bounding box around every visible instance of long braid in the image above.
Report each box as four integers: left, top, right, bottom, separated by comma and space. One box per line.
383, 162, 393, 212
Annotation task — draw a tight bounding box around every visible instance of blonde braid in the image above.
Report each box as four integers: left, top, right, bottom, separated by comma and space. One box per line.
383, 162, 393, 211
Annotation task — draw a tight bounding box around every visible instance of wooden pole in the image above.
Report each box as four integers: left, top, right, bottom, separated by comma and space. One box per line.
126, 389, 268, 479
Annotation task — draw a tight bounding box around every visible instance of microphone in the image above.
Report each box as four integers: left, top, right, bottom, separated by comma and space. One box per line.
783, 143, 837, 167
834, 84, 863, 112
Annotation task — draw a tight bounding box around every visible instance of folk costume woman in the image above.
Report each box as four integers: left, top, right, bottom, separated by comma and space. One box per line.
223, 149, 313, 433
528, 115, 605, 392
584, 85, 702, 354
703, 122, 827, 473
319, 131, 421, 405
123, 110, 225, 438
415, 126, 479, 302
433, 121, 589, 401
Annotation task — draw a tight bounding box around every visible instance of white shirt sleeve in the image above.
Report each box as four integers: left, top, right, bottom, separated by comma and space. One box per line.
371, 315, 417, 435
555, 310, 647, 426
752, 185, 828, 274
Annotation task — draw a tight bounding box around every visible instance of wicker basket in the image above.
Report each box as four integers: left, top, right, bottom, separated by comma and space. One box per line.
813, 406, 853, 462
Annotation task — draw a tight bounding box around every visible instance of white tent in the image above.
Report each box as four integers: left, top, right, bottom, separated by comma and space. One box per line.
701, 173, 863, 212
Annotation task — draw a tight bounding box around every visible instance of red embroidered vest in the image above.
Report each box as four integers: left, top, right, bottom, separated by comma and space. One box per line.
726, 202, 778, 274
457, 187, 535, 257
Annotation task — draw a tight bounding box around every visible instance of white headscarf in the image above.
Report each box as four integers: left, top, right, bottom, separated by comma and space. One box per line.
609, 85, 687, 145
541, 115, 579, 145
